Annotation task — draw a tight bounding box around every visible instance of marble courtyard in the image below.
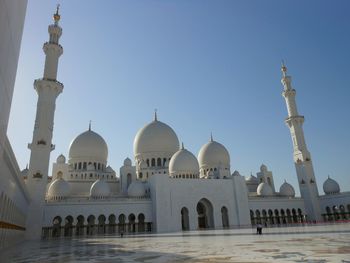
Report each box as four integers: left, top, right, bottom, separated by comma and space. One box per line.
1, 224, 350, 263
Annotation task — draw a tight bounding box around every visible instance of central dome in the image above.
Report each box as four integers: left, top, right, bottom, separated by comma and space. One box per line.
133, 114, 179, 156
69, 128, 108, 162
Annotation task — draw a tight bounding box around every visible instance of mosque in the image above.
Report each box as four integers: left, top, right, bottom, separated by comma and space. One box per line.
1, 7, 350, 244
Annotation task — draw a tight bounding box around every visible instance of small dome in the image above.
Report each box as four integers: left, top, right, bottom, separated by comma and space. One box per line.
69, 129, 108, 162
47, 178, 70, 199
169, 145, 199, 177
198, 138, 230, 168
124, 157, 132, 166
260, 164, 268, 172
323, 176, 340, 195
246, 174, 259, 184
133, 116, 179, 156
90, 179, 110, 198
257, 182, 273, 196
207, 170, 214, 178
232, 170, 241, 176
106, 165, 114, 173
56, 154, 66, 164
128, 181, 146, 197
21, 167, 29, 177
279, 181, 295, 197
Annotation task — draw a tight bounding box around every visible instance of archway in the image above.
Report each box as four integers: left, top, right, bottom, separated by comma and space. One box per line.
221, 206, 229, 228
87, 215, 95, 235
181, 207, 189, 231
196, 198, 214, 229
108, 214, 116, 234
118, 214, 126, 233
128, 214, 136, 232
98, 215, 106, 234
76, 215, 85, 236
250, 210, 255, 225
52, 216, 62, 237
64, 216, 73, 237
138, 213, 145, 232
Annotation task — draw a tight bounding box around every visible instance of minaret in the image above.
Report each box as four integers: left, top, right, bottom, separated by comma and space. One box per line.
25, 6, 64, 239
281, 63, 321, 222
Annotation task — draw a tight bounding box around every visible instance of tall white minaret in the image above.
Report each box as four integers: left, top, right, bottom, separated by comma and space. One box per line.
281, 63, 321, 222
25, 6, 64, 239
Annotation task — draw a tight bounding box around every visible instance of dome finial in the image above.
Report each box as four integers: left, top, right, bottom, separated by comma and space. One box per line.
53, 4, 61, 24
89, 120, 91, 131
281, 59, 287, 77
181, 142, 184, 150
210, 132, 213, 142
154, 109, 158, 121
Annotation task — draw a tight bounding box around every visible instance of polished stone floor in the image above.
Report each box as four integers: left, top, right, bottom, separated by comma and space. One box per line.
1, 224, 350, 262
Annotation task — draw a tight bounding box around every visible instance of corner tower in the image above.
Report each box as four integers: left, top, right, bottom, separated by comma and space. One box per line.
25, 6, 64, 239
281, 63, 321, 222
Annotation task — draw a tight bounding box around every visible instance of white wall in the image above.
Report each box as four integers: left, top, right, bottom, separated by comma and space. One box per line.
149, 175, 251, 233
0, 0, 29, 249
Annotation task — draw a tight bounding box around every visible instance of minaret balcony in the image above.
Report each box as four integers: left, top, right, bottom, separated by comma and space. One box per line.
282, 88, 296, 98
34, 78, 64, 94
43, 42, 63, 55
285, 115, 304, 127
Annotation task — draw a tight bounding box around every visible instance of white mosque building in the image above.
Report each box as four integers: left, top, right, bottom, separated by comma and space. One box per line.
2, 7, 350, 244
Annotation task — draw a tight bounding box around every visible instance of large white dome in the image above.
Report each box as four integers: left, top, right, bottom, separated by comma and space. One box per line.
69, 128, 108, 162
133, 115, 179, 156
169, 144, 199, 177
279, 181, 295, 197
90, 179, 110, 198
323, 176, 340, 195
257, 182, 273, 196
47, 178, 70, 199
198, 137, 230, 168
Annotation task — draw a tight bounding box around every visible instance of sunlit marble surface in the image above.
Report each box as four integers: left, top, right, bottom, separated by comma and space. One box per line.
1, 224, 350, 262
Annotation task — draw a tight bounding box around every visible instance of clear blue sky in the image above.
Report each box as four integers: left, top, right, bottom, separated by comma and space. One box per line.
8, 0, 350, 195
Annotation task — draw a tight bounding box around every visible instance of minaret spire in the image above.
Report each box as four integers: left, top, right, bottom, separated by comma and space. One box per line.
281, 64, 321, 222
26, 6, 64, 239
89, 120, 91, 131
154, 109, 158, 121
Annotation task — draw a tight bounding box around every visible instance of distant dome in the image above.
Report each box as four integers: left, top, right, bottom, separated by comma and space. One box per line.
133, 115, 179, 156
169, 145, 199, 177
246, 174, 259, 184
257, 182, 273, 196
21, 167, 29, 177
105, 165, 114, 173
198, 138, 230, 168
90, 179, 110, 198
124, 157, 132, 166
279, 181, 295, 197
232, 170, 241, 176
69, 129, 108, 162
56, 154, 66, 164
128, 181, 146, 197
207, 170, 214, 178
47, 178, 70, 199
260, 164, 268, 172
323, 176, 340, 195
